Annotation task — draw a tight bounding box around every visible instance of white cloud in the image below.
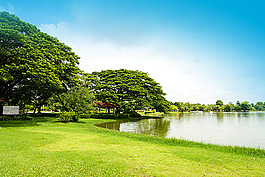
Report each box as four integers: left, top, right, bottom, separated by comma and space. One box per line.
39, 22, 262, 104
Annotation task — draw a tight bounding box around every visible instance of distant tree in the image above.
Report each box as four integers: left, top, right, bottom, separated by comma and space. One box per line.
234, 105, 241, 112
224, 102, 235, 112
255, 102, 264, 111
198, 104, 206, 111
216, 100, 224, 107
184, 102, 191, 112
185, 107, 191, 112
0, 12, 81, 110
174, 102, 185, 112
205, 105, 213, 112
170, 105, 178, 112
224, 104, 232, 112
85, 69, 170, 113
211, 105, 218, 112
249, 103, 255, 111
192, 105, 199, 111
240, 101, 250, 112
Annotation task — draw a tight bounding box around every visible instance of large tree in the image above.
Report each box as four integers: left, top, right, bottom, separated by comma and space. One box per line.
52, 85, 95, 114
86, 69, 170, 113
0, 12, 81, 111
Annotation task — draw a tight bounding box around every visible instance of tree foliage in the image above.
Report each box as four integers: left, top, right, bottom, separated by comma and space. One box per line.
172, 100, 265, 112
240, 101, 251, 112
216, 100, 224, 106
55, 86, 95, 114
0, 12, 81, 111
85, 69, 170, 113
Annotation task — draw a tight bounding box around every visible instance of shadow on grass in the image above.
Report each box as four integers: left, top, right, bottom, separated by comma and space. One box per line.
0, 116, 57, 128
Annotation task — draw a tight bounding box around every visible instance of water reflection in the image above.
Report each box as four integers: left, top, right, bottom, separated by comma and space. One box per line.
216, 112, 224, 125
96, 112, 265, 149
97, 118, 171, 137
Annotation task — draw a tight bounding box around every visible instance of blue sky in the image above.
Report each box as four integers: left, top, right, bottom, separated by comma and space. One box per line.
1, 0, 265, 104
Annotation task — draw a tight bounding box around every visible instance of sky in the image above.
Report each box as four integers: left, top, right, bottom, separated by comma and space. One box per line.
1, 0, 265, 104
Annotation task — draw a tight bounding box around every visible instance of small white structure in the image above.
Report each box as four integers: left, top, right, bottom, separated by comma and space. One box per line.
3, 106, 19, 115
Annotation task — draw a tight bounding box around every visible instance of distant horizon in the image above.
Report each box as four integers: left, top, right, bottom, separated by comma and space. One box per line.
170, 100, 264, 106
1, 0, 265, 104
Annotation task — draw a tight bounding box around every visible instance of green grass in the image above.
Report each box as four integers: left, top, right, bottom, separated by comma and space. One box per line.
0, 116, 265, 176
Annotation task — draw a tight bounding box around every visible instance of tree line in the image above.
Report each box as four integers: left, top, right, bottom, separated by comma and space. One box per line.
170, 100, 265, 112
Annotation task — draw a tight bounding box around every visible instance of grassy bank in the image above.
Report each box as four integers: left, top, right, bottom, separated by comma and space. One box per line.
0, 116, 265, 176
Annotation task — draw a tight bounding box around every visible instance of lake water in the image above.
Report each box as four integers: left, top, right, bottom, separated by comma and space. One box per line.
96, 112, 265, 149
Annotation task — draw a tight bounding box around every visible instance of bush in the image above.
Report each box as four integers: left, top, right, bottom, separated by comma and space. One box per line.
90, 114, 103, 118
58, 112, 80, 122
123, 111, 141, 117
118, 114, 130, 119
102, 114, 115, 119
128, 111, 141, 117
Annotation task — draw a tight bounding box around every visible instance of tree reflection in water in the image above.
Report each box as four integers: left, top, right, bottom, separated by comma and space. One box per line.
96, 118, 171, 137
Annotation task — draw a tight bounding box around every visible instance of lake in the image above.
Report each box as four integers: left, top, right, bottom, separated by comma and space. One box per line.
96, 112, 265, 149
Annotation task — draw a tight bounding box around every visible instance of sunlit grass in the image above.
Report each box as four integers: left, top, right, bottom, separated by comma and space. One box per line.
0, 117, 265, 176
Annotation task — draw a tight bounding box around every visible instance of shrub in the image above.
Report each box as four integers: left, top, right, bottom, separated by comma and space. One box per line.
118, 114, 130, 119
123, 111, 142, 117
128, 111, 141, 117
90, 114, 103, 118
102, 114, 115, 119
58, 112, 80, 122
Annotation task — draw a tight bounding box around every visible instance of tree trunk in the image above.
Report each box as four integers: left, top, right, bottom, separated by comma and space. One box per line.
116, 107, 121, 114
37, 105, 41, 113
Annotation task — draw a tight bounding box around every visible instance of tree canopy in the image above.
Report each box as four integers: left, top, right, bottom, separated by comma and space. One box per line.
85, 69, 170, 113
0, 12, 81, 111
54, 85, 95, 114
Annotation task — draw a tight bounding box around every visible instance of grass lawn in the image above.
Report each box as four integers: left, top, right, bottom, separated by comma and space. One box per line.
0, 116, 265, 176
